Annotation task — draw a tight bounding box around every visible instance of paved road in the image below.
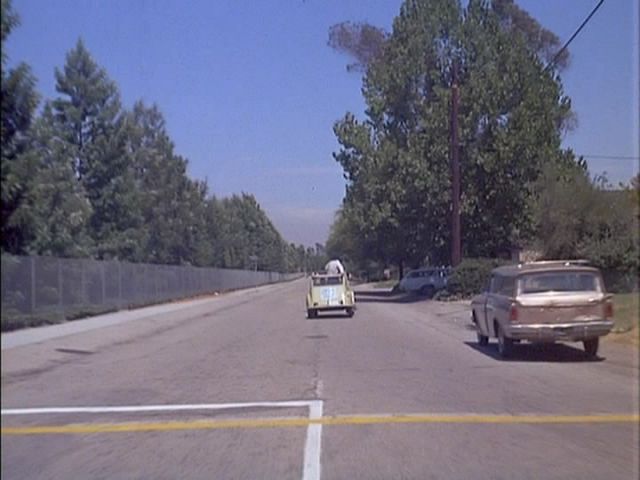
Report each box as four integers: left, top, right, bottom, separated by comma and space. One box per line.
2, 279, 638, 479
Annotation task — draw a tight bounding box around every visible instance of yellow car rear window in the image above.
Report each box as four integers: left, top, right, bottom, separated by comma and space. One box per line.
313, 276, 342, 286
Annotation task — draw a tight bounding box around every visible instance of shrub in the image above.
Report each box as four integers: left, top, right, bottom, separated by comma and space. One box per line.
445, 258, 512, 297
601, 269, 639, 294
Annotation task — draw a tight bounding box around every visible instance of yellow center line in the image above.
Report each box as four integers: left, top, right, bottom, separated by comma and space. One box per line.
2, 413, 639, 435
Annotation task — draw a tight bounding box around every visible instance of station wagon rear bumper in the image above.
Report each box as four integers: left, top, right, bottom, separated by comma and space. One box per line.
506, 320, 614, 341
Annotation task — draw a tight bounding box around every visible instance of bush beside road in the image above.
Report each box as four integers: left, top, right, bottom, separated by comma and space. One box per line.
607, 293, 639, 346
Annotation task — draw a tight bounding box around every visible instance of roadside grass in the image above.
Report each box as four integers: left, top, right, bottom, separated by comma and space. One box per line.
609, 292, 639, 346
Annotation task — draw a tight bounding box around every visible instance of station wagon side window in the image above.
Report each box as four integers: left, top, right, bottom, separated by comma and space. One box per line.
489, 275, 501, 294
498, 276, 515, 297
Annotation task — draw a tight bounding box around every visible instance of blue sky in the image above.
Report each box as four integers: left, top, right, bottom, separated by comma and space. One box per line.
6, 0, 639, 246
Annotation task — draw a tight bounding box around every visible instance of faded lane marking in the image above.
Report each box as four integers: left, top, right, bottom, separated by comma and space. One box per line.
3, 413, 638, 435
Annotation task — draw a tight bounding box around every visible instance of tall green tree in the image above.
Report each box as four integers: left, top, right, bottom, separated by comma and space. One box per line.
1, 0, 40, 254
10, 105, 92, 257
535, 164, 639, 283
1, 2, 303, 271
51, 39, 143, 259
216, 194, 289, 271
327, 21, 387, 73
491, 0, 570, 70
328, 0, 571, 74
122, 101, 213, 265
326, 206, 367, 269
331, 0, 577, 272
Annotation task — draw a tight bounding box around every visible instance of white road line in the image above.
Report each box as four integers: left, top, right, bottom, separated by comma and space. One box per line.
0, 401, 313, 416
303, 400, 323, 480
2, 399, 325, 480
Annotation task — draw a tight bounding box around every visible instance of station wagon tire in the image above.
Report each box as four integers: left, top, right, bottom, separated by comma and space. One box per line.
476, 331, 489, 346
307, 309, 316, 319
419, 285, 435, 298
583, 338, 599, 357
497, 325, 513, 358
346, 308, 354, 317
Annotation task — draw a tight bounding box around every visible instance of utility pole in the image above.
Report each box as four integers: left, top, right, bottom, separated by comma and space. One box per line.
450, 60, 461, 267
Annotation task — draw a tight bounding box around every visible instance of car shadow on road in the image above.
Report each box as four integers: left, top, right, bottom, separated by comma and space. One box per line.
354, 290, 429, 304
463, 341, 605, 363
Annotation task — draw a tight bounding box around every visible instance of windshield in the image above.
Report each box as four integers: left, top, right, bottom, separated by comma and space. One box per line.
518, 272, 601, 294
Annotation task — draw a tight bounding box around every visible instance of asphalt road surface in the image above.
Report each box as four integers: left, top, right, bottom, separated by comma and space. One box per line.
2, 279, 638, 480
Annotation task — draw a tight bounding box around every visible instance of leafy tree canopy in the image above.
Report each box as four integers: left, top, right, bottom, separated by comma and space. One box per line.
331, 0, 579, 273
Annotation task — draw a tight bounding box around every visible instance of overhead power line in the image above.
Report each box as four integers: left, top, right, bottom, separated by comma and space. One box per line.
544, 0, 606, 72
468, 145, 639, 162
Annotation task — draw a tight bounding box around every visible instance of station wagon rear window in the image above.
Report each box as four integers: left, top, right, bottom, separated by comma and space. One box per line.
313, 276, 342, 286
518, 272, 601, 294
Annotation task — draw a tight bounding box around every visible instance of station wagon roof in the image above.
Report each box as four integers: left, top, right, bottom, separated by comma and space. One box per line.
492, 261, 600, 277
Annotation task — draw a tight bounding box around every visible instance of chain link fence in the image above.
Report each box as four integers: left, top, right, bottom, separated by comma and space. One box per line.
1, 255, 301, 331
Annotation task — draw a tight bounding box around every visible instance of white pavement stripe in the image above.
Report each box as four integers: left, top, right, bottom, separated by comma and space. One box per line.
1, 401, 314, 416
3, 399, 326, 480
303, 400, 323, 480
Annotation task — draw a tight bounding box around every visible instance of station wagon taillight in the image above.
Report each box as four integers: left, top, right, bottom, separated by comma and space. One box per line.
604, 301, 614, 319
509, 304, 519, 322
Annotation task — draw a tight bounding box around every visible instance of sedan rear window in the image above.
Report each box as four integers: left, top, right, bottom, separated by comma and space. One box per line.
518, 272, 601, 294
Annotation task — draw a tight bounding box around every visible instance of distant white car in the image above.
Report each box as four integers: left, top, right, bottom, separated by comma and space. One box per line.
398, 267, 450, 296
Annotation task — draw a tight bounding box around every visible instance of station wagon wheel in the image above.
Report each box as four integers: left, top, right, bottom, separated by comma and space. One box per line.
583, 338, 599, 357
472, 313, 488, 346
419, 285, 435, 298
307, 309, 317, 319
497, 324, 513, 358
346, 308, 354, 318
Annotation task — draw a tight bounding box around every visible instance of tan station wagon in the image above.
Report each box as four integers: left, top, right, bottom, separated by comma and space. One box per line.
471, 261, 614, 358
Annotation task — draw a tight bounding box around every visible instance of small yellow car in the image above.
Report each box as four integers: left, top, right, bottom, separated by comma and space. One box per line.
306, 272, 355, 318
